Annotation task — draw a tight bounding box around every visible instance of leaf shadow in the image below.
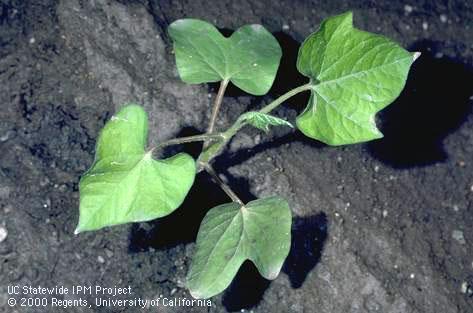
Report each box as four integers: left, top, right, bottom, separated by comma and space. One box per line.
268, 31, 310, 112
283, 212, 328, 288
221, 212, 328, 312
368, 39, 473, 167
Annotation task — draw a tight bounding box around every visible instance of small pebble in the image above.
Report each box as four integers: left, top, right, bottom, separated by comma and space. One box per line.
404, 5, 413, 13
29, 37, 36, 44
440, 14, 447, 23
105, 249, 113, 258
470, 184, 473, 192
422, 22, 428, 30
282, 24, 290, 31
410, 273, 415, 279
0, 130, 15, 142
3, 205, 12, 213
97, 256, 105, 263
43, 198, 51, 208
452, 230, 466, 245
39, 177, 49, 187
374, 165, 379, 172
0, 226, 8, 243
461, 281, 468, 294
0, 187, 10, 199
254, 134, 261, 144
382, 210, 388, 218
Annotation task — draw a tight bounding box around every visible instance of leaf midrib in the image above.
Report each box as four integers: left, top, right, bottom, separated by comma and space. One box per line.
315, 54, 412, 88
201, 209, 245, 294
191, 208, 242, 283
305, 54, 412, 134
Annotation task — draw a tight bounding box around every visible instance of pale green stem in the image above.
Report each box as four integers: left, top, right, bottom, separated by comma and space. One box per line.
207, 79, 230, 135
150, 133, 224, 152
259, 83, 312, 114
204, 164, 244, 205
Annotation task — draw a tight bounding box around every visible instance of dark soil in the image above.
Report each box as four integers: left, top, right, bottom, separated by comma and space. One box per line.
1, 0, 472, 312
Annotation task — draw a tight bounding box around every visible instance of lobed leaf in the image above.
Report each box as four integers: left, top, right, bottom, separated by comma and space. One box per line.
168, 19, 282, 95
75, 105, 196, 233
241, 111, 293, 133
187, 196, 292, 299
296, 12, 419, 145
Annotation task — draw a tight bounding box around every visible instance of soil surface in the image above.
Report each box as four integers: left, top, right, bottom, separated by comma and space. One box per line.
1, 0, 473, 312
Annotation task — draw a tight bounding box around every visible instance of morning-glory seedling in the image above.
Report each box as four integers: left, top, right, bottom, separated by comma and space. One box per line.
76, 12, 417, 299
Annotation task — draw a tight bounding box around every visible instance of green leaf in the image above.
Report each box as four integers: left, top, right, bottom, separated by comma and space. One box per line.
241, 111, 293, 133
75, 105, 196, 233
187, 196, 291, 299
168, 19, 282, 95
296, 12, 419, 145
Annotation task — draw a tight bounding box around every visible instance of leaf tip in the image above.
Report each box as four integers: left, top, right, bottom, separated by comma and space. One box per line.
73, 226, 82, 235
260, 264, 283, 280
338, 11, 354, 25
189, 289, 205, 300
344, 10, 354, 19
413, 51, 421, 62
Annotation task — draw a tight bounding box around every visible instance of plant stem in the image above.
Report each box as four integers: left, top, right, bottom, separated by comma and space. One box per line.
151, 133, 224, 152
259, 83, 312, 114
204, 164, 244, 205
207, 79, 230, 135
197, 83, 312, 169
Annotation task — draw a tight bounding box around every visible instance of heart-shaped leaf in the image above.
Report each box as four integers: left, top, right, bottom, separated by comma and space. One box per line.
296, 12, 418, 145
75, 105, 196, 233
168, 19, 282, 95
187, 196, 291, 299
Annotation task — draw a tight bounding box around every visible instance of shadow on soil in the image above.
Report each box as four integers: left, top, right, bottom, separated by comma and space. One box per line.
222, 213, 328, 312
368, 40, 473, 167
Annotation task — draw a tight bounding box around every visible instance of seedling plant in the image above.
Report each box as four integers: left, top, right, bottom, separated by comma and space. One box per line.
75, 12, 418, 299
